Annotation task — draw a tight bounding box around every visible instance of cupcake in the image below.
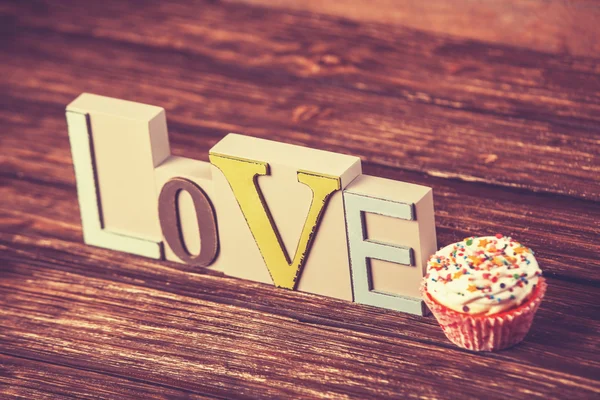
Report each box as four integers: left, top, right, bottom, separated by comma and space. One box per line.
421, 234, 546, 351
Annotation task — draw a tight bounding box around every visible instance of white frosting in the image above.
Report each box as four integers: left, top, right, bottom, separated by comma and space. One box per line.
424, 235, 542, 315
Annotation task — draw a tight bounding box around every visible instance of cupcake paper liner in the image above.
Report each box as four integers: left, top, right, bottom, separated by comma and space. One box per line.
421, 277, 547, 352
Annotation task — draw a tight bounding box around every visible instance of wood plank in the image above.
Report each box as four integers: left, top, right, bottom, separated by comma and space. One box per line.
2, 99, 599, 284
0, 353, 212, 399
3, 158, 599, 288
0, 247, 598, 399
227, 0, 600, 57
0, 0, 598, 397
1, 231, 599, 378
1, 0, 599, 200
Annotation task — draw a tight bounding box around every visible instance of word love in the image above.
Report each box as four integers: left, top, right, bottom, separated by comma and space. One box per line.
66, 94, 437, 315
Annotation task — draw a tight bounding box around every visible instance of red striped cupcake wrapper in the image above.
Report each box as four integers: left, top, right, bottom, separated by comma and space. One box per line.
421, 277, 547, 352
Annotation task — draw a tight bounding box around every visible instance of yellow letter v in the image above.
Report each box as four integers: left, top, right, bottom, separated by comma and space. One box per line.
210, 153, 340, 290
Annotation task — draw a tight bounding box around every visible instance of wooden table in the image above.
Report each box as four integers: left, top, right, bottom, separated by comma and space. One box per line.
1, 1, 599, 398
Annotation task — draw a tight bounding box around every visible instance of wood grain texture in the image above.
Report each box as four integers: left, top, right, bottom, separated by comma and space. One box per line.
229, 0, 600, 57
0, 354, 212, 400
0, 0, 599, 398
3, 112, 598, 284
1, 0, 599, 200
0, 242, 598, 399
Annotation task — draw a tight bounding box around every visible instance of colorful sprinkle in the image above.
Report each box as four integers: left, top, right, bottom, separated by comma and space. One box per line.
468, 255, 484, 267
478, 238, 491, 247
425, 235, 541, 314
514, 246, 528, 255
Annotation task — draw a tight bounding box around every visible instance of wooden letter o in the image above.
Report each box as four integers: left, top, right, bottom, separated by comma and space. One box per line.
158, 177, 218, 267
